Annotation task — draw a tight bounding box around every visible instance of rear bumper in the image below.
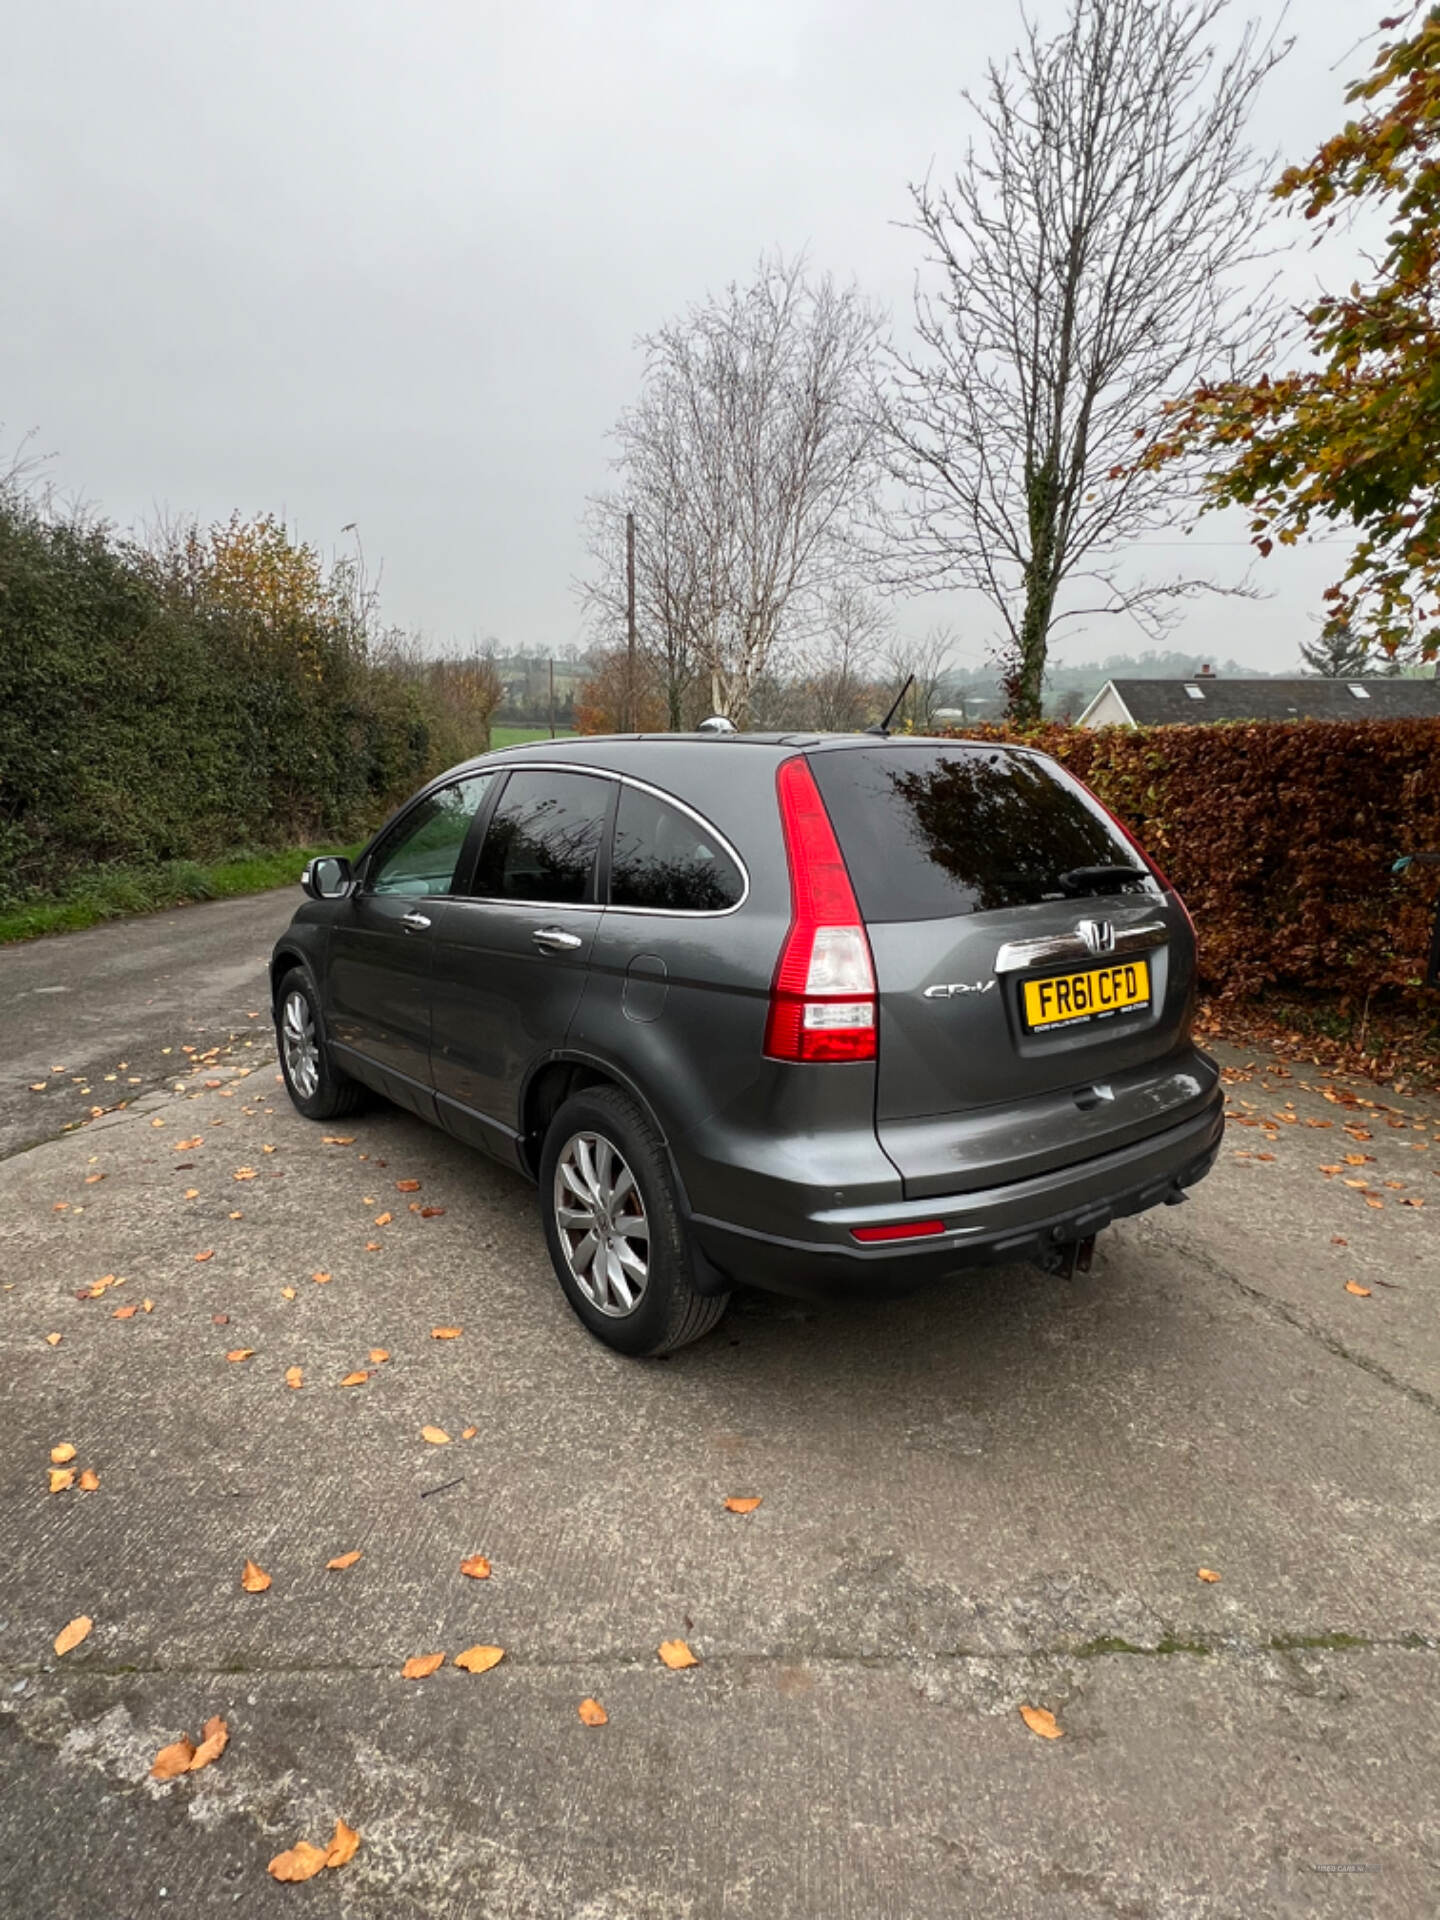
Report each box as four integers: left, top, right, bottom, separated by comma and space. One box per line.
689, 1090, 1224, 1301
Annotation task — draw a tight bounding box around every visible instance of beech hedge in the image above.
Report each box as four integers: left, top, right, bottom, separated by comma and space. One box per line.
940, 718, 1440, 1001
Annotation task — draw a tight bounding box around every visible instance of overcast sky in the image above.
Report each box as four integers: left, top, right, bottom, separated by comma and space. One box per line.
4, 0, 1385, 675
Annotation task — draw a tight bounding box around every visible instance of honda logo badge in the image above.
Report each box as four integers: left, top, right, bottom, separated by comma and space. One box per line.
1077, 919, 1116, 957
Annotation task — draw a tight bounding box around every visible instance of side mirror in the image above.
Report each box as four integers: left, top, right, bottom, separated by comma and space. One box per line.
302, 855, 354, 901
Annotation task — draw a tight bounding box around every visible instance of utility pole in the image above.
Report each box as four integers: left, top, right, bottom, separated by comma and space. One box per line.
548, 657, 555, 738
625, 510, 637, 732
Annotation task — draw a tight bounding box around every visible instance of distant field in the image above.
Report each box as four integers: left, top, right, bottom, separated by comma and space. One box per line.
490, 725, 578, 750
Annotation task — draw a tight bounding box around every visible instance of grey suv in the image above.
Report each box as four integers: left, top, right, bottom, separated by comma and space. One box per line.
271, 733, 1222, 1355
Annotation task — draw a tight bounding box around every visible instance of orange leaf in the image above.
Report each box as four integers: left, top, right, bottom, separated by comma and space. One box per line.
184, 1187, 200, 1198
85, 1172, 105, 1185
461, 1426, 477, 1439
78, 1469, 99, 1492
281, 1286, 297, 1300
420, 1206, 446, 1217
54, 1615, 92, 1656
312, 1271, 332, 1284
240, 1559, 271, 1592
723, 1496, 762, 1514
268, 1841, 329, 1883
453, 1644, 504, 1674
112, 1304, 138, 1320
395, 1179, 421, 1192
325, 1818, 362, 1868
339, 1371, 369, 1387
578, 1697, 608, 1726
50, 1442, 77, 1465
459, 1555, 491, 1580
402, 1652, 445, 1680
431, 1327, 462, 1340
195, 1249, 214, 1263
45, 1333, 61, 1346
233, 1168, 258, 1181
189, 1716, 229, 1770
142, 1299, 154, 1313
368, 1348, 390, 1364
421, 1425, 450, 1445
1345, 1280, 1372, 1296
285, 1366, 303, 1389
322, 1135, 356, 1145
226, 1348, 255, 1362
373, 1212, 392, 1227
151, 1735, 197, 1780
1019, 1703, 1064, 1740
658, 1639, 699, 1670
364, 1241, 382, 1252
1197, 1567, 1221, 1583
49, 1468, 75, 1493
326, 1550, 362, 1570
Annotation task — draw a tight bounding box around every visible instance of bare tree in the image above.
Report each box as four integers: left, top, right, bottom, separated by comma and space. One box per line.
801, 585, 891, 731
881, 0, 1287, 724
582, 254, 884, 727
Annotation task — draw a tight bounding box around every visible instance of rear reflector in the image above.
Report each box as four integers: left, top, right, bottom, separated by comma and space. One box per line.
851, 1219, 948, 1244
765, 757, 877, 1063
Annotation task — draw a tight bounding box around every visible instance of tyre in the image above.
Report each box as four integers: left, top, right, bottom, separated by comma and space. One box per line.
538, 1085, 729, 1357
275, 966, 367, 1122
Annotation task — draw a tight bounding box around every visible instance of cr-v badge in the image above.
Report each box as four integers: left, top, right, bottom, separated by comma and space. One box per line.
924, 979, 997, 998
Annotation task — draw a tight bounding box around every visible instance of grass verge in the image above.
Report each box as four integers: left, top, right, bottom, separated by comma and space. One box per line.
0, 844, 363, 945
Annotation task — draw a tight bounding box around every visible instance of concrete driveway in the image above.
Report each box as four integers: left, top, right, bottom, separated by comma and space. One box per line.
2, 890, 1438, 1917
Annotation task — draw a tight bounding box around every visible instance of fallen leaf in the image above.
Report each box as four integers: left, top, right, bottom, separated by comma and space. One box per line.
373, 1211, 392, 1227
78, 1469, 99, 1492
112, 1304, 138, 1320
395, 1179, 421, 1192
459, 1555, 491, 1580
195, 1249, 215, 1263
340, 1371, 368, 1387
150, 1735, 197, 1780
268, 1841, 329, 1884
420, 1206, 446, 1218
431, 1327, 462, 1340
240, 1559, 271, 1592
142, 1299, 154, 1313
1331, 1235, 1348, 1246
49, 1468, 75, 1493
213, 1312, 230, 1325
312, 1271, 331, 1284
1319, 1164, 1343, 1175
285, 1366, 303, 1390
29, 1082, 47, 1092
364, 1241, 382, 1252
228, 1210, 243, 1220
176, 1138, 203, 1152
226, 1348, 255, 1362
325, 1818, 362, 1868
326, 1550, 363, 1570
54, 1615, 92, 1656
1345, 1280, 1372, 1297
421, 1425, 451, 1445
461, 1426, 477, 1439
658, 1639, 699, 1670
45, 1333, 61, 1347
322, 1135, 356, 1145
453, 1644, 504, 1674
578, 1697, 608, 1726
1255, 1152, 1276, 1162
281, 1286, 297, 1300
402, 1652, 445, 1680
50, 1442, 77, 1465
85, 1172, 105, 1185
189, 1716, 228, 1770
184, 1188, 199, 1199
1019, 1703, 1064, 1740
1400, 1196, 1425, 1208
1364, 1195, 1385, 1209
723, 1496, 762, 1514
1197, 1568, 1221, 1583
369, 1348, 390, 1364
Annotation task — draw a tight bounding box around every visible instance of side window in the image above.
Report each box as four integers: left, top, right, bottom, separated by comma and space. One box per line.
609, 785, 744, 912
473, 771, 610, 905
368, 774, 494, 897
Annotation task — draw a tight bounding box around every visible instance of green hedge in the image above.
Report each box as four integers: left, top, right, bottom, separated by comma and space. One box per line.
942, 718, 1440, 1001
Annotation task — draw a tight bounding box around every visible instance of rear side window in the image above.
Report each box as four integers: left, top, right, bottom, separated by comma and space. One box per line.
609, 785, 744, 912
808, 746, 1148, 923
474, 770, 609, 905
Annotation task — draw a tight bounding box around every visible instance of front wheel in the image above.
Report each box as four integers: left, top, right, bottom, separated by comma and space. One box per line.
538, 1086, 729, 1357
275, 967, 367, 1121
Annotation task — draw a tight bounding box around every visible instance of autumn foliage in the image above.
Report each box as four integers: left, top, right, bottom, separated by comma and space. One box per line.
941, 719, 1440, 1002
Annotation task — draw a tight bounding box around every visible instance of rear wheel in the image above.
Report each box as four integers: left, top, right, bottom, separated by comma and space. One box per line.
539, 1086, 728, 1356
275, 967, 367, 1121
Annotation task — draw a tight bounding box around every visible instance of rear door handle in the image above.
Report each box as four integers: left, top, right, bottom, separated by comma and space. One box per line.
401, 910, 432, 932
532, 926, 582, 953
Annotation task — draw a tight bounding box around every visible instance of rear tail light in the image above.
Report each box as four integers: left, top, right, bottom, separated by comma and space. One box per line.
764, 757, 877, 1062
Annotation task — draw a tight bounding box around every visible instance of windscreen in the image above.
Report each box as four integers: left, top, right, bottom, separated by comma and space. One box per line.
807, 745, 1151, 923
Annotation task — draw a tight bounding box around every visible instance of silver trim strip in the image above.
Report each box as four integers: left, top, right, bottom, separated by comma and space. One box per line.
993, 920, 1169, 975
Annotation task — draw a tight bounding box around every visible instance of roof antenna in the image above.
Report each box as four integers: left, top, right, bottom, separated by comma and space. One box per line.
865, 674, 913, 738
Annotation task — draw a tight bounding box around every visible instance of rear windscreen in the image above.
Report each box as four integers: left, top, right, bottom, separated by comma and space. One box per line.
808, 746, 1151, 923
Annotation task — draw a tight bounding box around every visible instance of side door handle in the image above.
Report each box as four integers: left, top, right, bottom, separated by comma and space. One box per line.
401, 910, 432, 932
532, 925, 583, 953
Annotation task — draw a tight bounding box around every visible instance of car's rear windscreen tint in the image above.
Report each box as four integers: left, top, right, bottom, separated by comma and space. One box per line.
808, 746, 1149, 922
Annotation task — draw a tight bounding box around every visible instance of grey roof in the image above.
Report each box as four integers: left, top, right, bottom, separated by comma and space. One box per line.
1089, 677, 1440, 726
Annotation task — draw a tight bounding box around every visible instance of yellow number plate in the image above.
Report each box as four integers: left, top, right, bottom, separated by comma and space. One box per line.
1022, 958, 1151, 1032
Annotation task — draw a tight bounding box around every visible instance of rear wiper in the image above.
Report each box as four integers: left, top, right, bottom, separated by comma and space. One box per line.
1058, 865, 1146, 896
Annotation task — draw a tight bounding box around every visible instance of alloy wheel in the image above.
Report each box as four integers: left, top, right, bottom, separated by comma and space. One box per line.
280, 989, 320, 1099
553, 1131, 650, 1316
